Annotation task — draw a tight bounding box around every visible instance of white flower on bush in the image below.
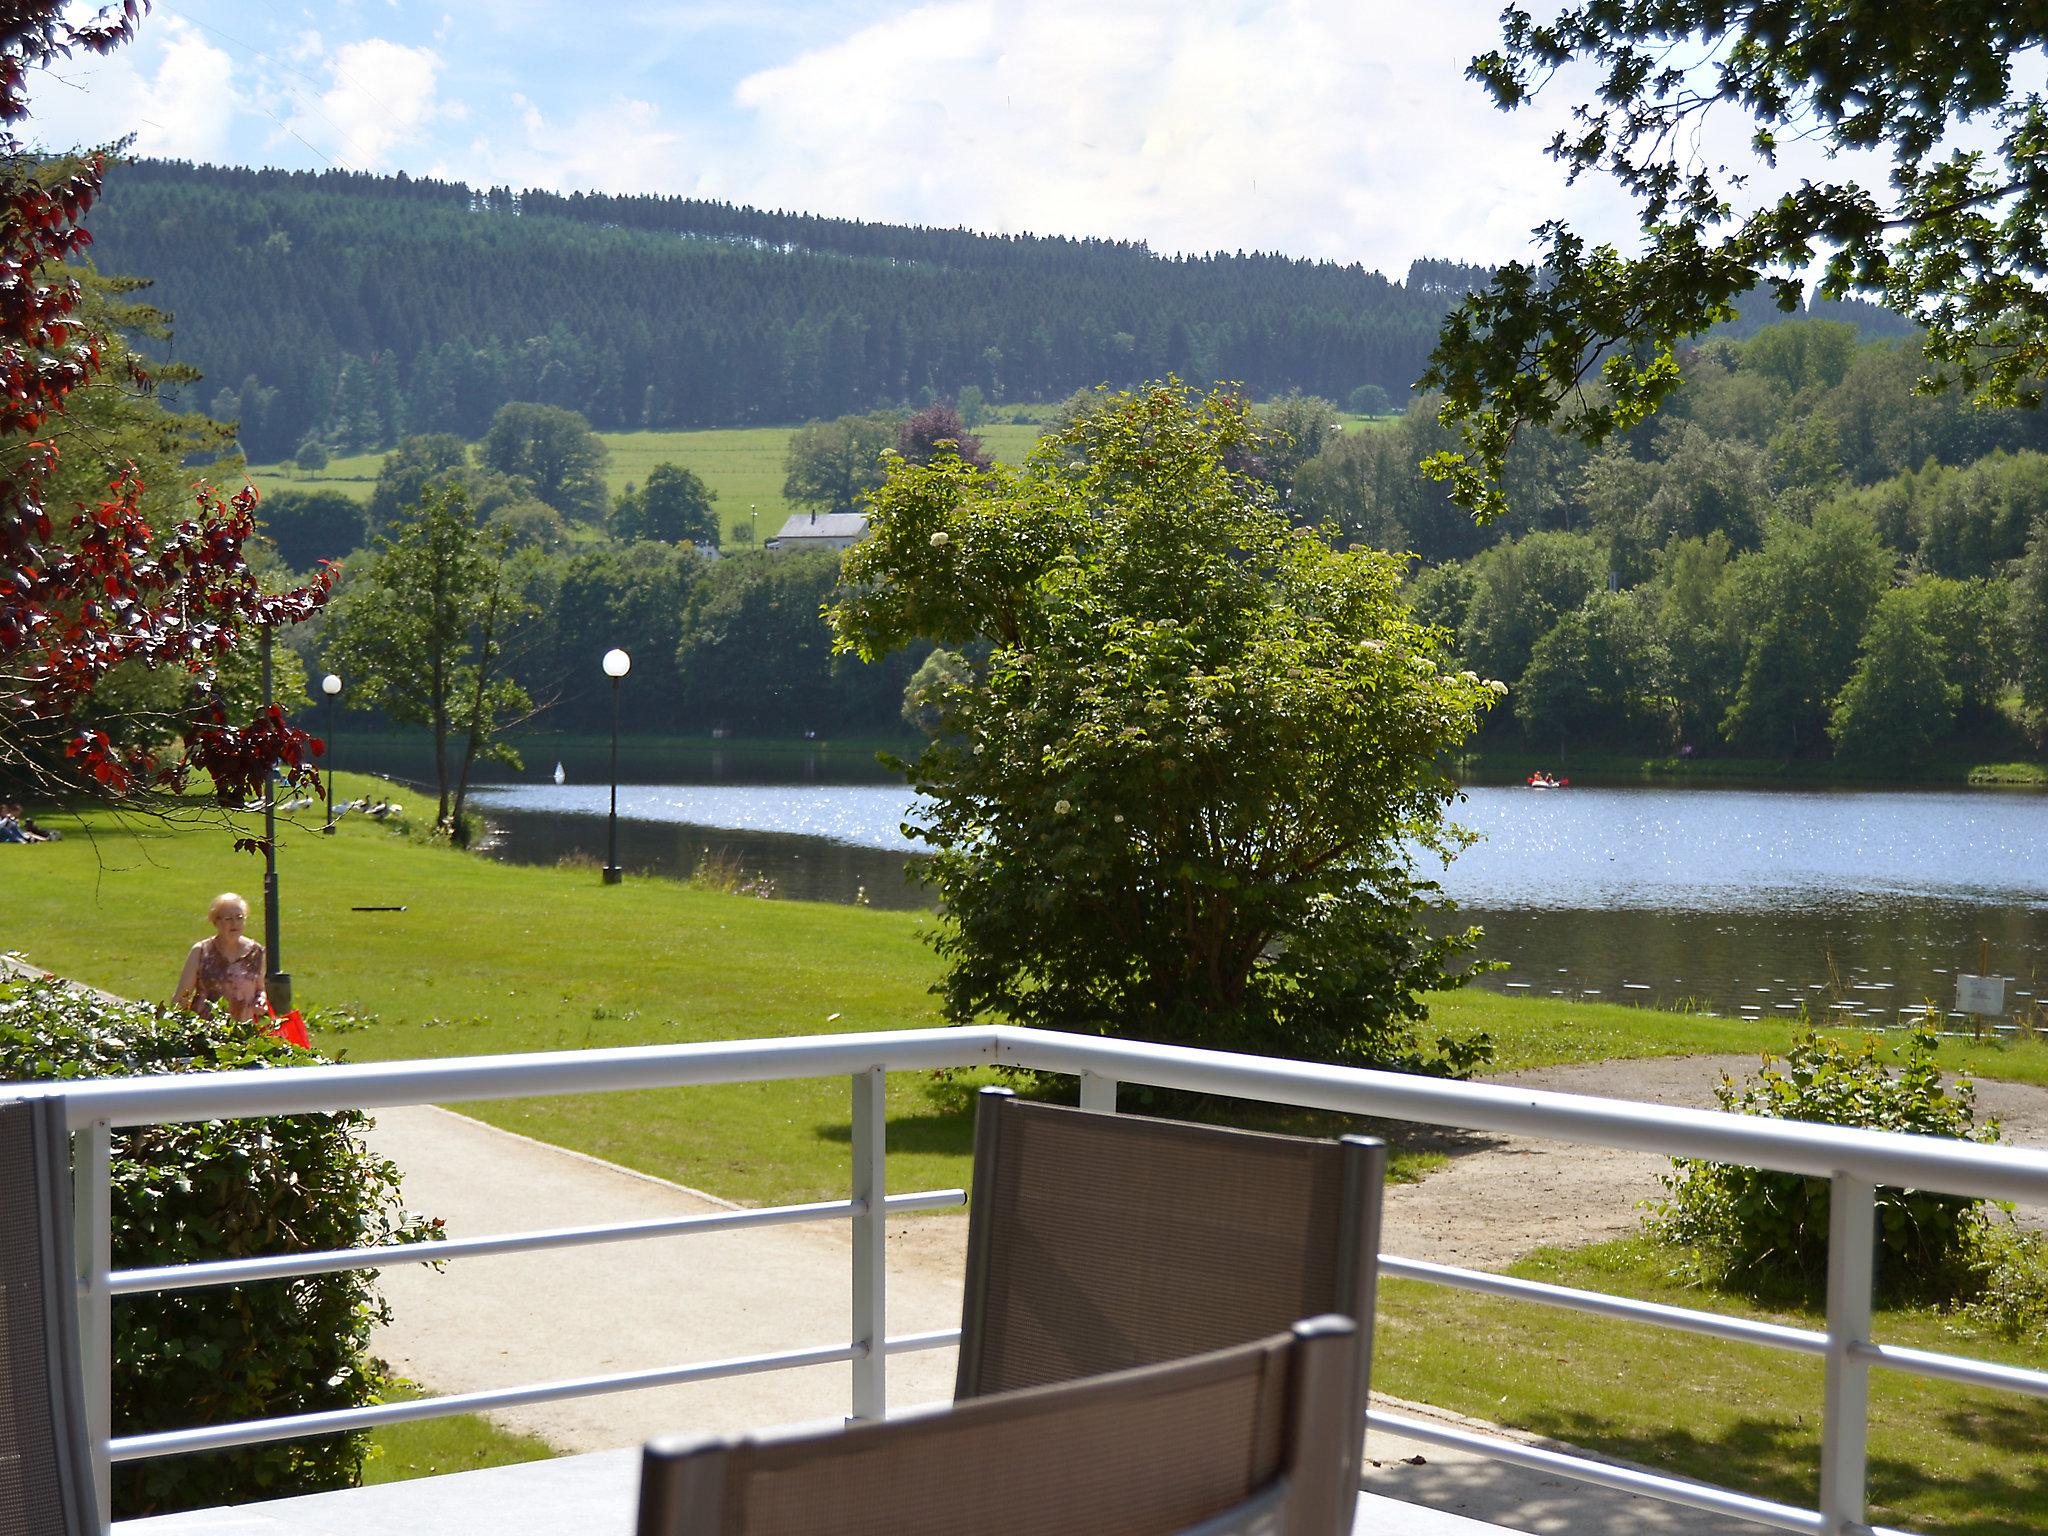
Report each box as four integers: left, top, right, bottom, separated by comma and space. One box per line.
929, 531, 951, 548
1054, 799, 1072, 815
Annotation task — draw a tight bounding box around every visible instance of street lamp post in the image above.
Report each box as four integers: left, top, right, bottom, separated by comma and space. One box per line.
320, 672, 342, 833
261, 627, 290, 1011
602, 648, 631, 884
750, 503, 757, 546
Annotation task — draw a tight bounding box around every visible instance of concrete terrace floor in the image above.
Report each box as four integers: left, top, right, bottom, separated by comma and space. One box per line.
119, 1105, 1774, 1536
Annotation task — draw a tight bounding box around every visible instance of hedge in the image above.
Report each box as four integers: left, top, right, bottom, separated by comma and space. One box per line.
0, 976, 441, 1516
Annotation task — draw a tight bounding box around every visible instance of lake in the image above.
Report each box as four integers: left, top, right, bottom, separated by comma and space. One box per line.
462, 774, 2048, 1025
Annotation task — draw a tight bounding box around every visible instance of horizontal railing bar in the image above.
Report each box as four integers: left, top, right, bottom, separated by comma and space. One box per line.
884, 1328, 962, 1354
1367, 1408, 1825, 1534
109, 1340, 863, 1462
1852, 1339, 2048, 1399
19, 1024, 2047, 1203
990, 1029, 2048, 1206
1380, 1254, 1829, 1356
106, 1189, 967, 1296
39, 1027, 997, 1130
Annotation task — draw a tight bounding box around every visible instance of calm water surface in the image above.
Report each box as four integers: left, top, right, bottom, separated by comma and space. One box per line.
465, 777, 2048, 1022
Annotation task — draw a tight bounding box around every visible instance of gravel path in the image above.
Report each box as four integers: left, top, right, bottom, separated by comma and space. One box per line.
1383, 1054, 2048, 1270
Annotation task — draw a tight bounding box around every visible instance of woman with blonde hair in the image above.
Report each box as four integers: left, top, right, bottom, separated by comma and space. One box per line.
173, 892, 267, 1022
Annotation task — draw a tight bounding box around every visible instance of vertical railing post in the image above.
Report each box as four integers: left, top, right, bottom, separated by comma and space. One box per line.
849, 1067, 887, 1422
1079, 1070, 1119, 1113
73, 1118, 113, 1531
1819, 1173, 1875, 1535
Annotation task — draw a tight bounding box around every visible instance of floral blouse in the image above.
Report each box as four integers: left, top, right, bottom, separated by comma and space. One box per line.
179, 938, 267, 1022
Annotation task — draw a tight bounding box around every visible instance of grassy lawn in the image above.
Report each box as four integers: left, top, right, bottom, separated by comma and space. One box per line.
362, 1386, 556, 1487
10, 774, 2046, 1209
1428, 986, 2048, 1087
1376, 1236, 2048, 1535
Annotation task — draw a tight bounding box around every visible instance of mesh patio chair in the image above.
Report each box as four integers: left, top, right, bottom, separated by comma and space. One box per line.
638, 1314, 1356, 1536
0, 1095, 102, 1536
955, 1089, 1386, 1534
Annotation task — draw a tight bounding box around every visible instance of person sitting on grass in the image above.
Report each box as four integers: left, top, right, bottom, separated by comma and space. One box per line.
172, 892, 268, 1022
0, 799, 49, 843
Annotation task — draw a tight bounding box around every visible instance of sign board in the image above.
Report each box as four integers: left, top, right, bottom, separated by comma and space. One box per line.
1956, 974, 2006, 1016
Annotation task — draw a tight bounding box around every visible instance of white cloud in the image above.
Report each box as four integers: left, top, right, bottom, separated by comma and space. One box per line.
285, 37, 444, 170
726, 0, 1634, 271
24, 16, 237, 161
130, 19, 239, 159
433, 93, 700, 197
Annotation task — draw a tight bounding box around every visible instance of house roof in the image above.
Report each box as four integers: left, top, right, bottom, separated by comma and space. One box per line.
772, 512, 869, 540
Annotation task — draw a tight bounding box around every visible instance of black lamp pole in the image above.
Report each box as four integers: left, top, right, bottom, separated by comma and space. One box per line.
602, 648, 630, 883
261, 626, 291, 1010
320, 673, 341, 833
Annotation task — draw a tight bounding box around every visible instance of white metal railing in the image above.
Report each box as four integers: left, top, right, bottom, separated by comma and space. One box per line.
19, 1023, 2048, 1536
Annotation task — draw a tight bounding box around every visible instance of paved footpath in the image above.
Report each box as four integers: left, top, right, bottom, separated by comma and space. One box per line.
366, 1104, 1768, 1536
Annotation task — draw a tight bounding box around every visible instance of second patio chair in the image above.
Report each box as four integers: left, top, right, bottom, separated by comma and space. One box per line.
955, 1088, 1386, 1534
639, 1313, 1358, 1536
0, 1094, 103, 1536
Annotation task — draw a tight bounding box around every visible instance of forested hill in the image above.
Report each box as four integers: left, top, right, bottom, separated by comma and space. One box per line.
85, 160, 1913, 465
86, 159, 1476, 462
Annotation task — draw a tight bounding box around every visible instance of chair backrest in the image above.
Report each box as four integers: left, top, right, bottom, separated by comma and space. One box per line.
956, 1090, 1384, 1532
638, 1315, 1356, 1536
0, 1095, 101, 1536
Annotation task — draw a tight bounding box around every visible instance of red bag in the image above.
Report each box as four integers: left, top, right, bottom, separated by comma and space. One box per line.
265, 1005, 311, 1051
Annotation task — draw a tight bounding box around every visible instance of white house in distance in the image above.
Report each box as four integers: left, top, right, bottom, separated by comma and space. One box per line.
765, 510, 868, 552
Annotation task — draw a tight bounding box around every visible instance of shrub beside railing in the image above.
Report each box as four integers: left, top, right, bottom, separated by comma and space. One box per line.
1652, 1027, 2008, 1304
0, 977, 440, 1516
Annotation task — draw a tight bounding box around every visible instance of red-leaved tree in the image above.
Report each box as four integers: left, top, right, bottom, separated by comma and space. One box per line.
1, 2, 331, 816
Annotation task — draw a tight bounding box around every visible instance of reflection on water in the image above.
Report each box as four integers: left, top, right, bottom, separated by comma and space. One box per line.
476, 803, 930, 911
469, 778, 2048, 1023
1459, 899, 2048, 1026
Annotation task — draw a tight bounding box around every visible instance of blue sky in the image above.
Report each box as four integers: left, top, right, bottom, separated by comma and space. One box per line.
32, 2, 1799, 275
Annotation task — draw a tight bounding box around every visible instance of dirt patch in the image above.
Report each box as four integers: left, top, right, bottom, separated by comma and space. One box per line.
1379, 1054, 2048, 1271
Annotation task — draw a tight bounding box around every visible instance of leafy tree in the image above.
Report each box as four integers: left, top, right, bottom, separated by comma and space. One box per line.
830, 382, 1499, 1072
321, 485, 534, 838
612, 462, 719, 544
258, 489, 366, 574
1652, 533, 1741, 747
1516, 591, 1670, 751
367, 433, 471, 536
954, 383, 988, 427
293, 434, 329, 472
0, 7, 334, 812
2011, 511, 2048, 738
1829, 589, 1959, 764
1349, 383, 1392, 416
542, 542, 703, 732
1256, 391, 1341, 498
487, 497, 570, 553
1292, 428, 1407, 550
1456, 531, 1607, 689
896, 402, 991, 468
678, 551, 914, 734
1423, 3, 2048, 519
479, 402, 610, 522
782, 410, 901, 515
1898, 576, 2009, 717
1723, 508, 1893, 752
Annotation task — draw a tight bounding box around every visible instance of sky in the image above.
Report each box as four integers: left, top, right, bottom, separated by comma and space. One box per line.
28, 0, 1854, 277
